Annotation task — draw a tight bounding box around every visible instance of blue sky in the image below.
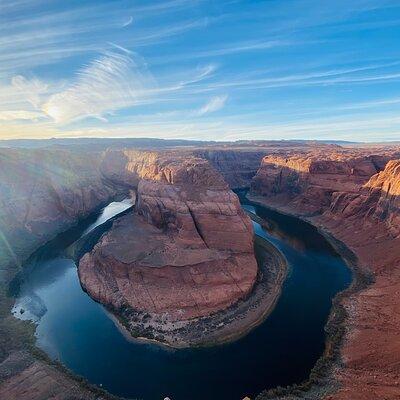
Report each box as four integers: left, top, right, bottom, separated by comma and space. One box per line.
1, 0, 400, 141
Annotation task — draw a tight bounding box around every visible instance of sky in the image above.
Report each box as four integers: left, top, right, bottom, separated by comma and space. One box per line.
1, 0, 400, 142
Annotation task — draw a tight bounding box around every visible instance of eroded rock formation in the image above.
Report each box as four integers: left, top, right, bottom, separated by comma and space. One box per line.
250, 149, 400, 400
193, 149, 268, 188
0, 148, 118, 272
2, 141, 400, 399
251, 150, 396, 216
79, 152, 257, 328
318, 160, 400, 400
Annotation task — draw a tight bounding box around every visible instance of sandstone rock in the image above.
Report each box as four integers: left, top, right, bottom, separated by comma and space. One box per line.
0, 148, 117, 272
251, 150, 397, 216
80, 153, 257, 323
0, 351, 109, 400
250, 149, 400, 400
193, 149, 268, 188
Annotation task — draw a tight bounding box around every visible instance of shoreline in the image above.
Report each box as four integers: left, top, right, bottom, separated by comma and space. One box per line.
2, 193, 362, 400
103, 231, 288, 349
246, 193, 372, 400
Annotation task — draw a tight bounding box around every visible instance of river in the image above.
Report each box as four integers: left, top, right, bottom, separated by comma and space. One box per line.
11, 194, 351, 400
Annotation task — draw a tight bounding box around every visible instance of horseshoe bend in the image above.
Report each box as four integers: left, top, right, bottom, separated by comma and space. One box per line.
0, 139, 399, 400
79, 151, 261, 346
5, 2, 400, 398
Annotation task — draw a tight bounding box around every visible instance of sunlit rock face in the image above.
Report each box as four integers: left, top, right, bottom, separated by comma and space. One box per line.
328, 159, 400, 230
0, 148, 117, 270
79, 152, 257, 322
250, 151, 396, 216
249, 149, 400, 400
317, 159, 400, 400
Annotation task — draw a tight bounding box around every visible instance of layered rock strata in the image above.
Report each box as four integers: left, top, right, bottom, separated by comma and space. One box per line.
79, 152, 258, 343
0, 148, 118, 274
193, 149, 268, 188
250, 152, 400, 400
251, 151, 393, 216
321, 160, 400, 400
0, 351, 111, 400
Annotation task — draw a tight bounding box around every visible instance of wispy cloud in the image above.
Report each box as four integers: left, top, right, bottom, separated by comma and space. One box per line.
147, 39, 302, 67
0, 1, 209, 77
41, 51, 153, 123
122, 16, 133, 27
1, 0, 400, 142
196, 95, 228, 115
188, 61, 400, 93
11, 75, 49, 108
5, 51, 218, 126
0, 110, 43, 121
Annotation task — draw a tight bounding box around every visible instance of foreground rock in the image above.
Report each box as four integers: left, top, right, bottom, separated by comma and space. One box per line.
250, 150, 400, 400
79, 153, 259, 345
0, 351, 111, 400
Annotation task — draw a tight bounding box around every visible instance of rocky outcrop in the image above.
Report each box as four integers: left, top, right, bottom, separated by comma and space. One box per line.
251, 151, 394, 216
0, 351, 111, 400
79, 152, 257, 334
0, 148, 118, 274
250, 151, 400, 400
317, 160, 400, 400
193, 149, 268, 188
328, 159, 400, 230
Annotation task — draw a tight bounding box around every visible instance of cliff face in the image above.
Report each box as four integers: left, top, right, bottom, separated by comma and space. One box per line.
79, 152, 257, 324
250, 151, 400, 400
193, 149, 268, 188
319, 160, 400, 400
328, 159, 400, 231
251, 152, 392, 216
0, 148, 118, 273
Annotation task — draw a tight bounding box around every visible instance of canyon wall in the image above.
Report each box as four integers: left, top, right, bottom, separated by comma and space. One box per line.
193, 149, 268, 188
251, 151, 393, 216
320, 160, 400, 400
250, 149, 400, 400
193, 143, 337, 189
80, 151, 257, 327
2, 142, 399, 398
0, 147, 122, 400
0, 148, 119, 275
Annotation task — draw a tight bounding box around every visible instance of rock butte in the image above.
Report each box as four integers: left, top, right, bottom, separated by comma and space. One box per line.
0, 140, 399, 399
79, 151, 258, 326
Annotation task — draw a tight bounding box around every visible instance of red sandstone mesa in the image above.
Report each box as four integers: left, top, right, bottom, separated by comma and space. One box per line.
250, 150, 400, 400
79, 152, 257, 324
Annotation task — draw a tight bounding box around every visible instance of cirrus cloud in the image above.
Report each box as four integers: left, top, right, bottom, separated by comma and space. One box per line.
196, 94, 228, 116
42, 51, 154, 123
0, 110, 44, 121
